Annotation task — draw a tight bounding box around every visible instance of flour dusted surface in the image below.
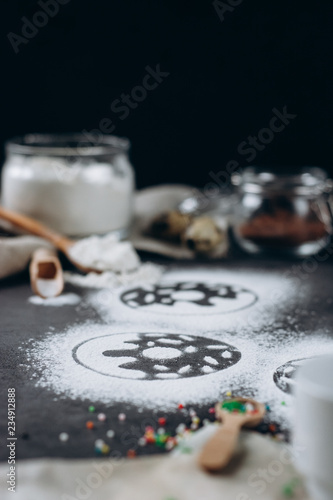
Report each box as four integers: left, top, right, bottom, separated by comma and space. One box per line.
27, 267, 333, 428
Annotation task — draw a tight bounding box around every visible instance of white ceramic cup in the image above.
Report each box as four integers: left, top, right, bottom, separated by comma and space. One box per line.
293, 355, 333, 500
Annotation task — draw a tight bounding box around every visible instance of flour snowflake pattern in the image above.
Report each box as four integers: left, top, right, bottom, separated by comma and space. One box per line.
73, 332, 241, 380
120, 281, 257, 315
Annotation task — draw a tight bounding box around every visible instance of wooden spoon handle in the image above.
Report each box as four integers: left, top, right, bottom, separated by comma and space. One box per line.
0, 206, 73, 252
198, 422, 241, 472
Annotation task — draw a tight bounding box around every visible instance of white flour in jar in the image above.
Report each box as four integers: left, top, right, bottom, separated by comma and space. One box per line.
1, 155, 134, 236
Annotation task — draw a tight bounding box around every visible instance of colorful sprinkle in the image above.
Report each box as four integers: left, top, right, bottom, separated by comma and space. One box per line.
59, 432, 69, 442
180, 446, 193, 454
138, 437, 147, 447
176, 423, 186, 434
178, 404, 184, 409
127, 449, 136, 458
86, 421, 94, 430
95, 439, 104, 450
97, 413, 106, 422
118, 413, 126, 421
158, 417, 166, 426
208, 407, 215, 414
101, 443, 110, 455
88, 405, 95, 413
221, 400, 246, 413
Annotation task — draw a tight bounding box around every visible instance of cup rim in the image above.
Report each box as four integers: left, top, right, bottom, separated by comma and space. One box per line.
295, 355, 333, 402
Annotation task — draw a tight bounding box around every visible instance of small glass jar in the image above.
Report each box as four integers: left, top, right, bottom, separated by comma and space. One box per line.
231, 167, 333, 257
1, 134, 135, 238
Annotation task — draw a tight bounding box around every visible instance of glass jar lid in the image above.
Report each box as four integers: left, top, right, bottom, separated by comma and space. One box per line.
6, 133, 130, 157
232, 166, 332, 196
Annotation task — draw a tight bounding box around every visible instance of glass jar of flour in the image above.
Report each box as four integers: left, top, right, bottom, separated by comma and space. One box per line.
1, 134, 135, 237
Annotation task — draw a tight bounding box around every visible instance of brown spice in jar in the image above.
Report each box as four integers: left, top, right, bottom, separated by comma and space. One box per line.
239, 209, 329, 248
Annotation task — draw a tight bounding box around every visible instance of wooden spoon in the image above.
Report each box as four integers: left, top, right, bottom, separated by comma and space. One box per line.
0, 206, 98, 274
199, 397, 266, 472
30, 248, 64, 298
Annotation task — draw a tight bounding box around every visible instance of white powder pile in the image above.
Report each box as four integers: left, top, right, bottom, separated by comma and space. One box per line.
64, 262, 164, 289
68, 234, 140, 272
36, 279, 61, 298
28, 293, 81, 307
25, 267, 333, 429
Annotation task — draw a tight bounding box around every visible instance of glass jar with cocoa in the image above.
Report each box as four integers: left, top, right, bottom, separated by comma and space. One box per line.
231, 167, 333, 256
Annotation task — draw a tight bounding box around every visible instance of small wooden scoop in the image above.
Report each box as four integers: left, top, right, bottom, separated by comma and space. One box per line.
30, 248, 64, 298
0, 206, 99, 274
199, 397, 266, 472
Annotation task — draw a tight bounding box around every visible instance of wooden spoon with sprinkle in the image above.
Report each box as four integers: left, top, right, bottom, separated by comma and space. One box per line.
199, 397, 266, 472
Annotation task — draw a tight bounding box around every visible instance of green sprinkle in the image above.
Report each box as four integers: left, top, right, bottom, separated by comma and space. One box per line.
88, 405, 95, 413
180, 446, 193, 454
282, 484, 294, 497
281, 401, 286, 406
155, 435, 168, 448
221, 400, 246, 413
282, 479, 299, 498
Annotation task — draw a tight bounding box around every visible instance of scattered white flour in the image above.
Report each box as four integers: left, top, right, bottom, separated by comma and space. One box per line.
64, 262, 164, 289
25, 267, 333, 429
69, 234, 140, 272
28, 293, 81, 306
36, 279, 61, 298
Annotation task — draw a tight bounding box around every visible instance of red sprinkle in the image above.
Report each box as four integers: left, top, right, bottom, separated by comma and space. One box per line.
86, 421, 94, 430
145, 435, 156, 444
208, 407, 215, 414
158, 417, 166, 426
127, 449, 136, 458
178, 404, 184, 409
269, 424, 277, 433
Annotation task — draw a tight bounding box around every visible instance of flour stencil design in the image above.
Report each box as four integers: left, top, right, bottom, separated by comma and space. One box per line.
73, 332, 242, 380
120, 281, 257, 315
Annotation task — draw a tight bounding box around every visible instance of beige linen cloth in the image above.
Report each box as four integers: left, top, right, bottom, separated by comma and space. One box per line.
0, 185, 205, 280
0, 426, 308, 500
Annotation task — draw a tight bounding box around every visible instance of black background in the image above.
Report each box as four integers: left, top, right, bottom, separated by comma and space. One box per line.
2, 0, 333, 189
